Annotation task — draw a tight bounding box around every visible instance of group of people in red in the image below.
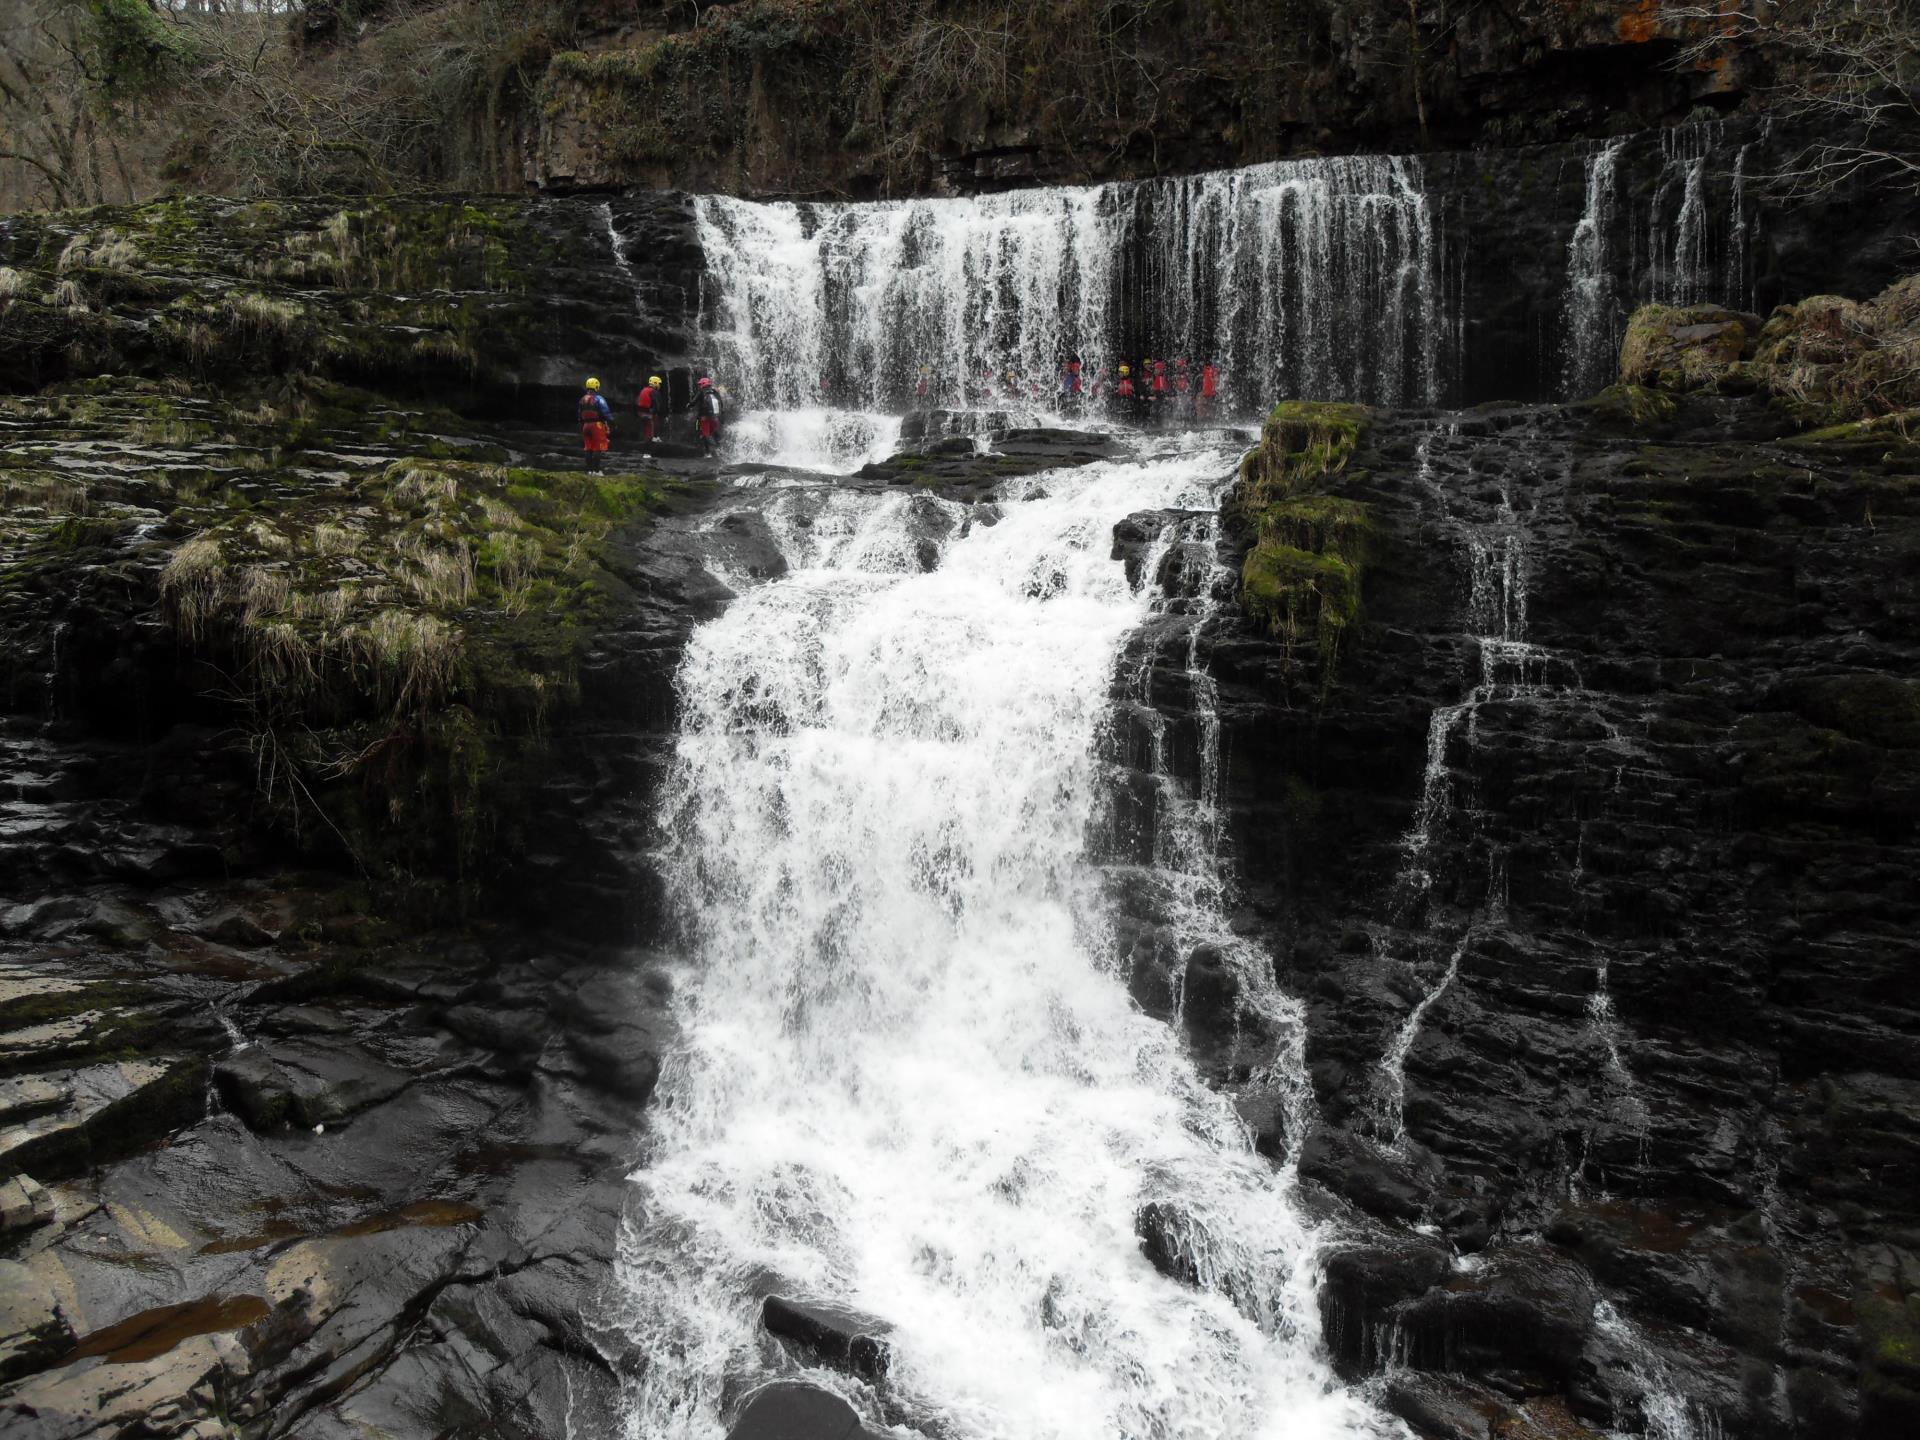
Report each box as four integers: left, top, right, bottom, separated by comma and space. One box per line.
915, 356, 1225, 420
577, 371, 726, 469
1086, 356, 1221, 420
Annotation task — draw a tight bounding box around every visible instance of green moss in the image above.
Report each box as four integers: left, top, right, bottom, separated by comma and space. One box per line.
1233, 402, 1372, 689
1256, 493, 1373, 558
1241, 541, 1360, 679
1860, 1291, 1920, 1380
1238, 401, 1369, 507
1588, 384, 1681, 427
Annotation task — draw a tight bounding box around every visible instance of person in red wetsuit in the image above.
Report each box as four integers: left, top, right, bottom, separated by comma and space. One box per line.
635, 374, 663, 445
695, 375, 723, 457
1113, 363, 1135, 418
1199, 359, 1220, 419
578, 377, 611, 471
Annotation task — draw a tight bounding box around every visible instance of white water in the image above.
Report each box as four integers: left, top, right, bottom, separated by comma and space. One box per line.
612, 440, 1401, 1439
723, 407, 906, 474
694, 157, 1440, 415
1561, 138, 1627, 397
1594, 1300, 1724, 1440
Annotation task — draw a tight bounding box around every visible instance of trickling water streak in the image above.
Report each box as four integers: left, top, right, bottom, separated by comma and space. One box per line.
1651, 125, 1734, 310
1594, 1300, 1724, 1440
596, 201, 649, 321
1372, 937, 1466, 1147
1561, 138, 1628, 397
694, 158, 1441, 415
613, 446, 1400, 1440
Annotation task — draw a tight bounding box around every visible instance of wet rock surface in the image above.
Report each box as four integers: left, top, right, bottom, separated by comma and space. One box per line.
0, 413, 734, 1434
1142, 395, 1920, 1436
762, 1296, 892, 1383
725, 1380, 889, 1440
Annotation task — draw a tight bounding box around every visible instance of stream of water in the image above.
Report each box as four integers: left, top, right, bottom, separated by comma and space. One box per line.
608, 436, 1402, 1439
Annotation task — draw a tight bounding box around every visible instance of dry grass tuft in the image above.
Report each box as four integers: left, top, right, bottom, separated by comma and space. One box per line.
93, 234, 138, 271
398, 537, 476, 608
313, 522, 360, 557
161, 535, 228, 642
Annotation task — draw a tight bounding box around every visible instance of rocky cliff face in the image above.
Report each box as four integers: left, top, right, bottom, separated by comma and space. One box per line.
1133, 393, 1920, 1438
529, 0, 1764, 198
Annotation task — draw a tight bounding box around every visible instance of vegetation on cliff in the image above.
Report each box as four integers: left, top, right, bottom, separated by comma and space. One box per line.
0, 194, 549, 393
1232, 400, 1372, 683
1616, 273, 1920, 438
1, 0, 1800, 205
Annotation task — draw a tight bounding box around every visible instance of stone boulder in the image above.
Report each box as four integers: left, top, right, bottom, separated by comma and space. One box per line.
761, 1296, 891, 1383
1617, 303, 1760, 392
725, 1381, 887, 1440
212, 1041, 411, 1132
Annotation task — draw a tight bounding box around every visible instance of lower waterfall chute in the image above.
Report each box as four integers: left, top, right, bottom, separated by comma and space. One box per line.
610, 439, 1402, 1439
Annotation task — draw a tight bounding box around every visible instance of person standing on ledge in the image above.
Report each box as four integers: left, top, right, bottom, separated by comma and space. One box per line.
578, 377, 612, 471
695, 375, 724, 457
636, 374, 663, 447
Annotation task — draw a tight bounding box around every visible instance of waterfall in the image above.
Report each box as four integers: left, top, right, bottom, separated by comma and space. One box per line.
1560, 138, 1627, 398
609, 440, 1401, 1439
693, 157, 1441, 419
1649, 124, 1748, 311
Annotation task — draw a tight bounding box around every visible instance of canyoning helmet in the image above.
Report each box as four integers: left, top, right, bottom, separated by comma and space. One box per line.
649, 375, 663, 387
1119, 365, 1131, 376
1176, 357, 1189, 369
698, 376, 712, 388
585, 377, 601, 391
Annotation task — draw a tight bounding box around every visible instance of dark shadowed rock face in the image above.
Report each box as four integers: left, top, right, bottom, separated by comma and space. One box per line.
725, 1380, 888, 1440
0, 435, 733, 1435
1117, 396, 1919, 1437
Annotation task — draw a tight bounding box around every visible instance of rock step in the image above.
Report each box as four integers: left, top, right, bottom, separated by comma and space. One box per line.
725, 1382, 888, 1440
761, 1295, 891, 1383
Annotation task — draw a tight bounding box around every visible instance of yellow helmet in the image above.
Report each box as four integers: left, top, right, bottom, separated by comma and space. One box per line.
649, 375, 662, 387
585, 377, 601, 392
1119, 364, 1131, 375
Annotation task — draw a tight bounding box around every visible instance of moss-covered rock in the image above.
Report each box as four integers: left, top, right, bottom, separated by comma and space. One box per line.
0, 372, 691, 915
1751, 275, 1920, 429
1617, 303, 1757, 393
1237, 401, 1369, 507
1233, 402, 1374, 684
1584, 383, 1681, 428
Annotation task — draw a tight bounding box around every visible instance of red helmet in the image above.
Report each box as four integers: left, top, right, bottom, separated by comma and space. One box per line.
698, 377, 712, 388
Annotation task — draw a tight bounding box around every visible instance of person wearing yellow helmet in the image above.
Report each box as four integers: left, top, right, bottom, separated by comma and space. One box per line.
636, 373, 664, 446
578, 377, 612, 470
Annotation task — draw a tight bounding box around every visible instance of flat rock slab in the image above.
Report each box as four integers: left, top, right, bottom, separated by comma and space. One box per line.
762, 1295, 891, 1381
726, 1381, 887, 1440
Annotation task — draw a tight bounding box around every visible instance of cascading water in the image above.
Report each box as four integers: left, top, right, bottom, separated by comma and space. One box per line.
693, 157, 1440, 417
1647, 123, 1753, 312
609, 439, 1403, 1439
1561, 138, 1628, 398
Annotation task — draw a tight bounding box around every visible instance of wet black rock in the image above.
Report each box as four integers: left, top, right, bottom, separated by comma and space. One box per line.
762, 1295, 892, 1383
726, 1381, 889, 1440
1173, 397, 1920, 1436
